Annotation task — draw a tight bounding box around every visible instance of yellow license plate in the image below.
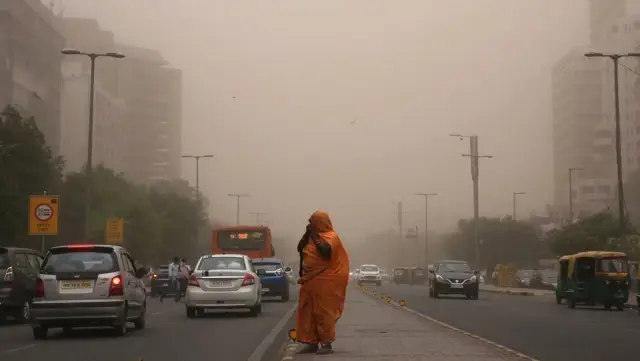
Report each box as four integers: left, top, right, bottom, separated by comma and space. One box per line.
60, 281, 93, 289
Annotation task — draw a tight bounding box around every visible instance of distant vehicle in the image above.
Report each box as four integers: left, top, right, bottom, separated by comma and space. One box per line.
515, 269, 535, 288
428, 260, 479, 300
393, 267, 410, 285
0, 247, 45, 323
251, 258, 291, 301
212, 226, 275, 259
149, 265, 170, 297
357, 264, 382, 286
185, 254, 262, 317
31, 244, 148, 339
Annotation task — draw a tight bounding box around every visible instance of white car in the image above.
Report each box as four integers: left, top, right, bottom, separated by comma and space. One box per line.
185, 254, 262, 317
357, 264, 382, 286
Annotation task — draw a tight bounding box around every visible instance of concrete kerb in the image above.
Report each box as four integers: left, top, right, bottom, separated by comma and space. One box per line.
280, 342, 297, 361
356, 285, 540, 361
480, 288, 539, 296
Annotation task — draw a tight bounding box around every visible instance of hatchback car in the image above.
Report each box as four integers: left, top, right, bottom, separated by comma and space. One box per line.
149, 265, 171, 297
428, 260, 479, 299
31, 244, 148, 339
252, 258, 291, 301
357, 264, 382, 286
0, 247, 45, 323
185, 254, 262, 317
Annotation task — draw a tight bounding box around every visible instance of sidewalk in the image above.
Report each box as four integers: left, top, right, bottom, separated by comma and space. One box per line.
289, 288, 530, 361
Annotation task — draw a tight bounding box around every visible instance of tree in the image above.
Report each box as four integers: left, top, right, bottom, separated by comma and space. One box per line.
547, 211, 639, 258
444, 217, 541, 270
0, 105, 63, 247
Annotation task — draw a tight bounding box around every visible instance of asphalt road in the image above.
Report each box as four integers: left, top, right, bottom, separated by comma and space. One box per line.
0, 289, 298, 361
373, 284, 640, 361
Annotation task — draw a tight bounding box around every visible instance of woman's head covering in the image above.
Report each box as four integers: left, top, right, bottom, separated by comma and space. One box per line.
309, 210, 334, 233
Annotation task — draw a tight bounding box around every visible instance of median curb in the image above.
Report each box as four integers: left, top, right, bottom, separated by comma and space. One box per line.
480, 287, 541, 296
280, 342, 297, 361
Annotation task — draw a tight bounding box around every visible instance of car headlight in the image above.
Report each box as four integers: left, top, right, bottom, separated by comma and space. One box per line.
468, 275, 477, 283
435, 274, 443, 281
275, 269, 283, 276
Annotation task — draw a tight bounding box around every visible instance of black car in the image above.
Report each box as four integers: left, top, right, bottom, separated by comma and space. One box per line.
0, 247, 45, 323
428, 260, 479, 299
149, 265, 171, 297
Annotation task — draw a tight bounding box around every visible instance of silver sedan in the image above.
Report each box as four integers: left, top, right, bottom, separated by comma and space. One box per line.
185, 254, 262, 317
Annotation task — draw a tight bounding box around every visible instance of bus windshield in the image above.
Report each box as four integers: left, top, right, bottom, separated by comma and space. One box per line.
217, 231, 265, 250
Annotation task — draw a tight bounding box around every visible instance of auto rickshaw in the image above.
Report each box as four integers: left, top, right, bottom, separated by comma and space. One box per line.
555, 254, 573, 304
564, 251, 630, 310
393, 267, 410, 285
410, 267, 426, 285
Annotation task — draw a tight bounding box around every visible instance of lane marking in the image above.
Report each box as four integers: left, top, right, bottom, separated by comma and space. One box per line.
358, 287, 539, 361
150, 311, 163, 315
246, 303, 297, 361
2, 343, 36, 355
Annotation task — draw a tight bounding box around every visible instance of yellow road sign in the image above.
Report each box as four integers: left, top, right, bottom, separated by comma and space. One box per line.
105, 218, 124, 244
28, 195, 60, 235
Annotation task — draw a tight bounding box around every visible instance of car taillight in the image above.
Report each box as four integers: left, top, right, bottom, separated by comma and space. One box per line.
188, 273, 200, 287
242, 274, 256, 286
3, 266, 14, 285
152, 274, 158, 278
35, 278, 45, 297
109, 275, 124, 296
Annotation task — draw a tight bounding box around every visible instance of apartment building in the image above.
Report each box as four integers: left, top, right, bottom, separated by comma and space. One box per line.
115, 44, 182, 184
551, 46, 615, 218
0, 0, 64, 155
59, 18, 126, 173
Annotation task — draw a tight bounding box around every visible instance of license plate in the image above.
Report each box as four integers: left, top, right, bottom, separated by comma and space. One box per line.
262, 288, 270, 293
450, 284, 463, 288
60, 280, 93, 289
208, 280, 231, 287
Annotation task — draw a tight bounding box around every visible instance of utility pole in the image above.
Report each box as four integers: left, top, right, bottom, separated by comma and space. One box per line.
61, 48, 125, 241
512, 192, 525, 221
182, 154, 213, 242
415, 193, 437, 267
249, 212, 267, 225
585, 51, 640, 231
568, 167, 583, 223
228, 194, 249, 225
450, 134, 493, 269
397, 201, 403, 244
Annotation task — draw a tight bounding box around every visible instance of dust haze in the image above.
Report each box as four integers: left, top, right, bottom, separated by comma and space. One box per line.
60, 0, 587, 249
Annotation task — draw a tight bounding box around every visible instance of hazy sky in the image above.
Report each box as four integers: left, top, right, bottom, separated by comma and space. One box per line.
60, 0, 589, 242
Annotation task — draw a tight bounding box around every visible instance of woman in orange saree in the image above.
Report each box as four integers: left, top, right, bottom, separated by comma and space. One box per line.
296, 210, 350, 355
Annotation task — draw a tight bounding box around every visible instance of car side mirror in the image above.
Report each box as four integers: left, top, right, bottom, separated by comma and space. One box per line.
473, 270, 479, 275
135, 267, 148, 278
189, 269, 194, 275
284, 266, 292, 272
257, 269, 267, 276
428, 269, 435, 274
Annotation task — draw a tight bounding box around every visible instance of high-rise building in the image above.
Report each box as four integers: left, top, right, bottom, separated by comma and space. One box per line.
552, 46, 615, 218
59, 18, 126, 173
115, 44, 182, 183
0, 0, 64, 155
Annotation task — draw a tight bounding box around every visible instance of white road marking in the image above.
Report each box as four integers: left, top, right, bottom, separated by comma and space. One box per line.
246, 303, 297, 361
2, 343, 36, 355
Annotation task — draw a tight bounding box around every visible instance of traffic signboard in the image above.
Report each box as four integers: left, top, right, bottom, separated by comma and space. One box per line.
28, 195, 60, 235
105, 218, 124, 244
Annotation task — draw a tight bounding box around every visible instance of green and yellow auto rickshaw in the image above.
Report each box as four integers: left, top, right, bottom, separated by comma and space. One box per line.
555, 254, 573, 304
564, 251, 630, 310
409, 267, 426, 285
393, 267, 410, 285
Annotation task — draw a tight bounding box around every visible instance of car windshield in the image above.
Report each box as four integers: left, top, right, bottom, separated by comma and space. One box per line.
0, 251, 9, 269
42, 248, 118, 273
252, 262, 282, 271
198, 256, 246, 270
597, 258, 628, 273
361, 265, 379, 272
437, 262, 472, 273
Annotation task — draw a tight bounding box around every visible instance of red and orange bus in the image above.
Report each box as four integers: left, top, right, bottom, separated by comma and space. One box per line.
211, 225, 275, 259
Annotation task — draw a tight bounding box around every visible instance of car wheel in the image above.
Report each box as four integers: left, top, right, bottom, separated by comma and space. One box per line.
433, 288, 439, 298
186, 307, 197, 318
249, 303, 262, 317
16, 300, 31, 323
567, 298, 576, 309
615, 302, 624, 311
32, 326, 48, 340
282, 291, 290, 302
428, 287, 433, 298
471, 292, 479, 300
555, 295, 561, 305
113, 320, 127, 337
133, 304, 146, 330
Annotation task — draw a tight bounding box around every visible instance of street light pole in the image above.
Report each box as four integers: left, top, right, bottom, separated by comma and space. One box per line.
182, 154, 213, 243
585, 51, 640, 231
228, 194, 249, 225
61, 48, 125, 241
249, 212, 267, 225
568, 167, 584, 223
512, 192, 525, 221
415, 193, 437, 267
450, 134, 493, 269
